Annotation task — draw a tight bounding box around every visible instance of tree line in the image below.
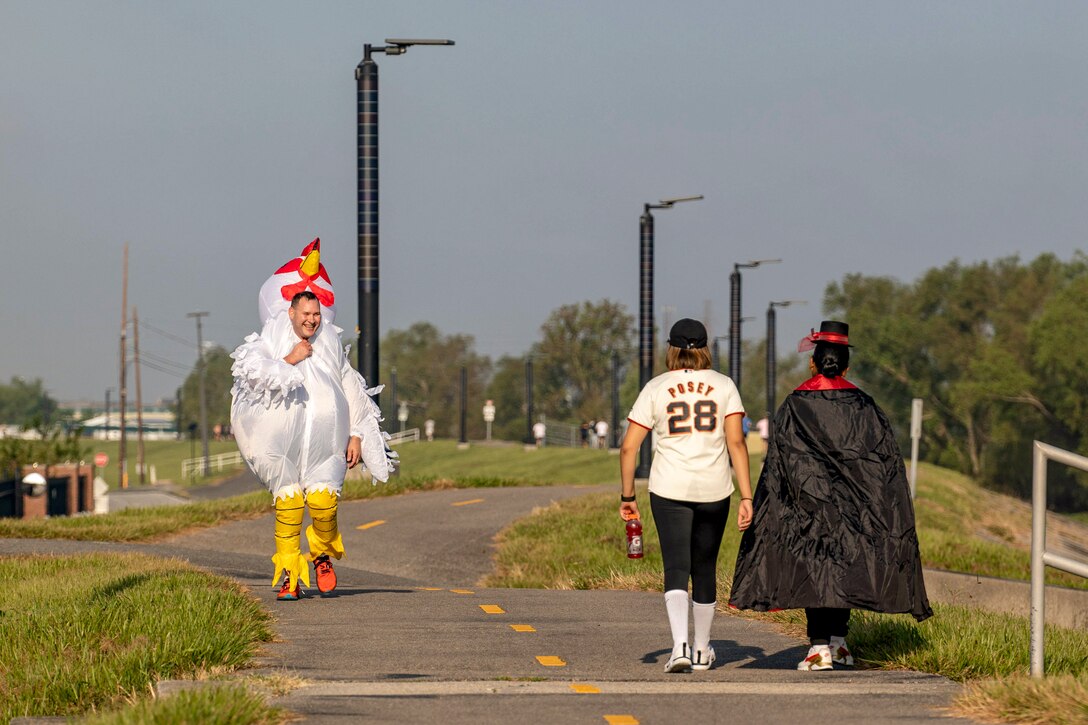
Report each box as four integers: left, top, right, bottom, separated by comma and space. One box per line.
825, 252, 1088, 511
174, 300, 637, 444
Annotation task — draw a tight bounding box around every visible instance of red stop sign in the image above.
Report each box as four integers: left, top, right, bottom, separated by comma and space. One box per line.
94, 452, 109, 467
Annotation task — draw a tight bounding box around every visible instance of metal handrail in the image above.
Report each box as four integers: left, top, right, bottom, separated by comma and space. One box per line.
181, 451, 245, 479
1030, 440, 1088, 677
388, 428, 420, 446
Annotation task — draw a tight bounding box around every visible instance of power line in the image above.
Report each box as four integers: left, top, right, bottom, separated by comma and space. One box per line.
138, 359, 188, 378
140, 349, 193, 372
140, 319, 194, 347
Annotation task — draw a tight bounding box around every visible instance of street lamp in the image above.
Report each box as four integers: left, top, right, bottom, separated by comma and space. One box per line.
711, 336, 729, 373
524, 357, 534, 446
356, 38, 454, 412
728, 258, 781, 391
766, 300, 805, 437
637, 194, 703, 478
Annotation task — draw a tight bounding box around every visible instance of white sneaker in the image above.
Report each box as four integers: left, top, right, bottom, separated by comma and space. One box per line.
797, 644, 833, 671
664, 643, 692, 673
692, 645, 715, 671
830, 636, 854, 666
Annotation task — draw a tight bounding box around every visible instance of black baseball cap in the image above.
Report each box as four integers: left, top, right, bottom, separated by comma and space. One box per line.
668, 318, 708, 349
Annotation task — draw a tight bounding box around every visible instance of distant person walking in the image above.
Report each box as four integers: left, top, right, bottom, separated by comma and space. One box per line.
729, 321, 931, 670
533, 420, 546, 448
619, 319, 754, 673
755, 415, 769, 452
595, 418, 610, 449
424, 419, 435, 442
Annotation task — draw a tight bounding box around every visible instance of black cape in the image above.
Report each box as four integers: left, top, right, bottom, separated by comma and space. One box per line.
729, 383, 932, 621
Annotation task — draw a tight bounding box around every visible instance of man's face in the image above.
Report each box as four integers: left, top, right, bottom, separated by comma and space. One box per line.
288, 298, 321, 340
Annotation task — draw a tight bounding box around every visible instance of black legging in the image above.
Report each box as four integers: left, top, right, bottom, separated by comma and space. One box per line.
805, 607, 850, 645
650, 492, 730, 604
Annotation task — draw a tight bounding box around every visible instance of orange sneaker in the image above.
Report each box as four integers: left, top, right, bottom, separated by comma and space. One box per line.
314, 554, 337, 593
277, 573, 300, 601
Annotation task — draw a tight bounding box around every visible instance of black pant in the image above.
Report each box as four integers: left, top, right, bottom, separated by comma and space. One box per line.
805, 607, 850, 645
649, 492, 730, 604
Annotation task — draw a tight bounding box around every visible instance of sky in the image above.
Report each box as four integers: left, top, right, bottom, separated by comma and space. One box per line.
2, 1, 1086, 404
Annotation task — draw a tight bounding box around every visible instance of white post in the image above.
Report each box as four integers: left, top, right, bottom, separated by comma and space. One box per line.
909, 398, 923, 499
1030, 441, 1047, 677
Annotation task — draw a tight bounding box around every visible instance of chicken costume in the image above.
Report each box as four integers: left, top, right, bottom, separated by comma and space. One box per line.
230, 238, 395, 595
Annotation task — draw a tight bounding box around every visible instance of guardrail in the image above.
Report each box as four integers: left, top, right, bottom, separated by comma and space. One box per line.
1030, 440, 1088, 677
388, 428, 420, 446
181, 451, 245, 480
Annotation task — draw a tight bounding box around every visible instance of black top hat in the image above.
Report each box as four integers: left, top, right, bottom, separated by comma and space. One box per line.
668, 318, 708, 350
798, 320, 850, 352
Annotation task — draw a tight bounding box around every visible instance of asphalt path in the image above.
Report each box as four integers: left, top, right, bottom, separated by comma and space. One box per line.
3, 483, 979, 725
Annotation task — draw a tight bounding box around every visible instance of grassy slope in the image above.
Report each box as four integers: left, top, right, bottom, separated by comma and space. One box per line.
0, 553, 273, 722
82, 439, 246, 489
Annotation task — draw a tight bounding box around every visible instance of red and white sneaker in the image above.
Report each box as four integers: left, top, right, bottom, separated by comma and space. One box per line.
314, 554, 337, 594
277, 573, 300, 601
830, 636, 854, 666
797, 645, 833, 671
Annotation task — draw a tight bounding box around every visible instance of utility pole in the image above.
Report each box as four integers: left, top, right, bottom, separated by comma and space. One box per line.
133, 306, 146, 485
118, 244, 128, 489
187, 311, 210, 477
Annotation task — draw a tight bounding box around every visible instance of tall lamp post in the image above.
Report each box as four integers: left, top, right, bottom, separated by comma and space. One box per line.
524, 358, 534, 446
637, 195, 703, 478
766, 300, 805, 437
711, 336, 729, 374
728, 258, 781, 390
356, 38, 454, 411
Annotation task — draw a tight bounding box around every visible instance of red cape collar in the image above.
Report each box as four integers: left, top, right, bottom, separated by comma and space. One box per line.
795, 375, 857, 391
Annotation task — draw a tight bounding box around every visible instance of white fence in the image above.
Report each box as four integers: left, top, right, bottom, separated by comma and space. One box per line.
1030, 440, 1088, 677
181, 451, 245, 480
388, 428, 420, 446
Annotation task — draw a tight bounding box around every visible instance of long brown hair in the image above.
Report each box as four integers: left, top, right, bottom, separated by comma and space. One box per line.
666, 345, 713, 371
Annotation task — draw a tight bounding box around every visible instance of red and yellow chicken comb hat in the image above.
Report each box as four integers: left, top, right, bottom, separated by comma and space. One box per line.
257, 238, 336, 326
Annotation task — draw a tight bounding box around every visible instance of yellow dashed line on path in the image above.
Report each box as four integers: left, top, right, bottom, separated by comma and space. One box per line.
451, 498, 485, 507
570, 684, 600, 694
356, 520, 386, 530
479, 604, 505, 614
535, 655, 566, 667
414, 587, 443, 591
449, 589, 475, 595
603, 716, 639, 725
510, 624, 535, 632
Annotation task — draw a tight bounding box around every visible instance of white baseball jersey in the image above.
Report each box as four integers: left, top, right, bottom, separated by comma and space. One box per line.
627, 368, 744, 502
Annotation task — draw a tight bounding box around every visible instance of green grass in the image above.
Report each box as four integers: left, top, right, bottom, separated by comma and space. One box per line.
957, 674, 1088, 725
79, 683, 286, 725
86, 439, 246, 489
0, 553, 273, 722
912, 462, 1088, 590
0, 468, 573, 542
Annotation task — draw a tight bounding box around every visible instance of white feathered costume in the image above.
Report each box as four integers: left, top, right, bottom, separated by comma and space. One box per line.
229, 238, 395, 594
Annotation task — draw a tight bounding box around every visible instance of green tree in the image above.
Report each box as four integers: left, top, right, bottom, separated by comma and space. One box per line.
530, 300, 635, 425
825, 253, 1088, 510
176, 346, 233, 436
379, 323, 492, 440
737, 337, 807, 421
0, 377, 58, 426
485, 355, 530, 442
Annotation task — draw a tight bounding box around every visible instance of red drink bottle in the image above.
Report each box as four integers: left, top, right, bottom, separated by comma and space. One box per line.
626, 517, 643, 559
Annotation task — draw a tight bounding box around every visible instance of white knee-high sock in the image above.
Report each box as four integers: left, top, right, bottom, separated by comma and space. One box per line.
664, 589, 689, 652
692, 601, 716, 652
